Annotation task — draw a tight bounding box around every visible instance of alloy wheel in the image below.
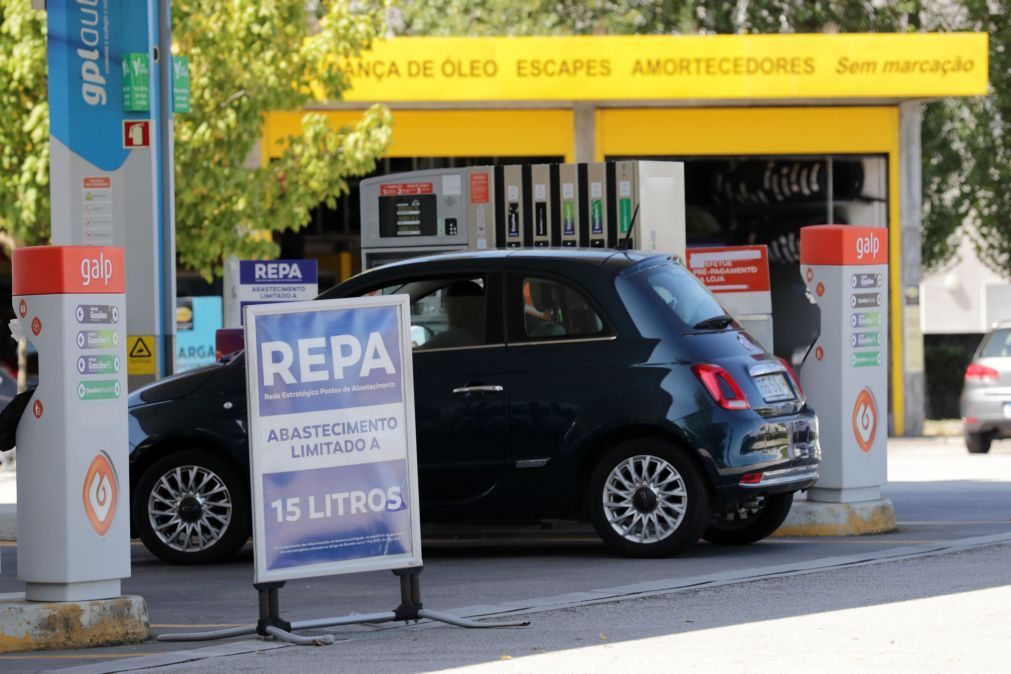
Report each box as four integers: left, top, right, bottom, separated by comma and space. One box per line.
602, 454, 688, 544
148, 465, 233, 553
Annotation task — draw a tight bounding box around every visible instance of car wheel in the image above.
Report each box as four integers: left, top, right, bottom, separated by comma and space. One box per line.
134, 449, 250, 564
966, 432, 992, 454
587, 438, 711, 558
702, 492, 794, 545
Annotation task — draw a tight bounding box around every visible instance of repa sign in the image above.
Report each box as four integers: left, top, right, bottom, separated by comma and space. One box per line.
244, 296, 421, 582
236, 259, 318, 324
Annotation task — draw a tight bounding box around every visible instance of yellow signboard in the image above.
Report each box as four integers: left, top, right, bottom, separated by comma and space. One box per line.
338, 33, 988, 102
127, 335, 156, 376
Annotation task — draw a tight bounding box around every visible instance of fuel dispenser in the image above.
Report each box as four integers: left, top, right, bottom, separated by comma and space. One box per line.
12, 246, 131, 601
360, 166, 497, 268
359, 161, 685, 268
799, 225, 889, 504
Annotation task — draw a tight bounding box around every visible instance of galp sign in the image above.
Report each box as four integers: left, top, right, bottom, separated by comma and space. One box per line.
81, 251, 115, 287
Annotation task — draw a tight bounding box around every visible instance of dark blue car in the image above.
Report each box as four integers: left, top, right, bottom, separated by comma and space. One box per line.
128, 250, 820, 563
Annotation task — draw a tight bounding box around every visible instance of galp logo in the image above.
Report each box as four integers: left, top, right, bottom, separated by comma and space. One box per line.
83, 452, 118, 536
81, 251, 115, 287
852, 388, 878, 453
261, 332, 396, 387
855, 233, 882, 261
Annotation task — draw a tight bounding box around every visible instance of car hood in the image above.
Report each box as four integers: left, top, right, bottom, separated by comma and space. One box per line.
128, 364, 221, 407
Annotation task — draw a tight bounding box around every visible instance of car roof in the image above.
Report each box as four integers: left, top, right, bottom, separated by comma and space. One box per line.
359, 248, 664, 275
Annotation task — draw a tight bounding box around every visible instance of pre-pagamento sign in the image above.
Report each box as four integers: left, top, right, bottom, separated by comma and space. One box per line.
244, 296, 421, 583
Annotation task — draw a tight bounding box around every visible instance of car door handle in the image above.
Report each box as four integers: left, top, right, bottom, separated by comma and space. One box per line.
452, 385, 505, 395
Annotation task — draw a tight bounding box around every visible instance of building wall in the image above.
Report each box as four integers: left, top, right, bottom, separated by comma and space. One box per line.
921, 235, 1011, 334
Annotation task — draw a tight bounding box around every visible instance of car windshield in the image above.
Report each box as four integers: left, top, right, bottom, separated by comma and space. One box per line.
979, 328, 1011, 358
628, 261, 732, 330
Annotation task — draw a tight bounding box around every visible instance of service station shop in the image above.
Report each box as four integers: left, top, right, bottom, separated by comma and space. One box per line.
261, 32, 988, 437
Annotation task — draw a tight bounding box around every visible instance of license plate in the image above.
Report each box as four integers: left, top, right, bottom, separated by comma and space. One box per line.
1004, 403, 1011, 419
754, 373, 795, 402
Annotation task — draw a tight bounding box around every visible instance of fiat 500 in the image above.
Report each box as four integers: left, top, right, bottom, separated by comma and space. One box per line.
128, 249, 820, 563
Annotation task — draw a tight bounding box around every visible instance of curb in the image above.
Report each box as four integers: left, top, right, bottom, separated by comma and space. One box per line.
774, 498, 896, 537
0, 593, 149, 653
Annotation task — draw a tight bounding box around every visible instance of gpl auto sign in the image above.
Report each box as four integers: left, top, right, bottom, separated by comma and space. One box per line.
244, 296, 421, 583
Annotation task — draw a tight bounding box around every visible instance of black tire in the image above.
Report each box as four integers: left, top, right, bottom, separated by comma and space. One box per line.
703, 492, 794, 545
966, 433, 992, 454
587, 438, 711, 558
134, 449, 250, 564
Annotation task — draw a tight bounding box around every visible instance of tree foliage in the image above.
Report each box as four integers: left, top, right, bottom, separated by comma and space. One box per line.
394, 0, 1009, 278
0, 0, 392, 279
172, 0, 391, 278
0, 1, 49, 250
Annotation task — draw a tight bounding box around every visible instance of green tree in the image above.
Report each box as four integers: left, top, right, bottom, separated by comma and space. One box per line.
172, 0, 392, 278
0, 0, 393, 280
394, 0, 1008, 277
0, 1, 49, 252
938, 0, 1011, 279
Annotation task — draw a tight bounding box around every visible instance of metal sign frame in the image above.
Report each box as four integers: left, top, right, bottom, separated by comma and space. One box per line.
244, 295, 422, 584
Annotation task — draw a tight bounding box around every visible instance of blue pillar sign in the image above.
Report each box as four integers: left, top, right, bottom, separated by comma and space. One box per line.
47, 0, 175, 384
244, 296, 421, 582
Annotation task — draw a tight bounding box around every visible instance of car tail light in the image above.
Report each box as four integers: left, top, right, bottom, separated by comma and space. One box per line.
739, 472, 763, 485
965, 363, 998, 383
692, 363, 751, 411
778, 357, 805, 397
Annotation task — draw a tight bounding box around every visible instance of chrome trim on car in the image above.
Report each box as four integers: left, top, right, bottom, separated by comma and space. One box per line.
740, 465, 819, 488
749, 361, 788, 377
516, 458, 550, 469
415, 343, 506, 353
511, 335, 617, 348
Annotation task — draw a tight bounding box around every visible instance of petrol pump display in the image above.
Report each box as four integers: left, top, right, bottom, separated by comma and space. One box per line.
799, 225, 888, 504
12, 246, 130, 601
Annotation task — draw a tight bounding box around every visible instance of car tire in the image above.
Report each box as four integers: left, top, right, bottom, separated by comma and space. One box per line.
702, 492, 794, 545
134, 449, 250, 564
587, 438, 711, 558
965, 432, 992, 454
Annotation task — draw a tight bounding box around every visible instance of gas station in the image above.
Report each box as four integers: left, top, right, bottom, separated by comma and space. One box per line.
264, 32, 989, 438
0, 6, 1003, 660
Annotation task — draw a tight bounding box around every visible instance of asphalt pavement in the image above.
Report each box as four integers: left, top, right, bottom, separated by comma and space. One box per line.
0, 435, 1008, 673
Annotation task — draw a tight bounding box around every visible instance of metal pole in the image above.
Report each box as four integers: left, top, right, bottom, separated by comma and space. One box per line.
156, 0, 177, 377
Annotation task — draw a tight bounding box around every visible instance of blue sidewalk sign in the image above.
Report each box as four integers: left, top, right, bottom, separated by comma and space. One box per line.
237, 260, 319, 324
244, 296, 421, 583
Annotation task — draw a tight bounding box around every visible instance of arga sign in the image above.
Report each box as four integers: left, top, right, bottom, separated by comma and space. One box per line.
244, 296, 421, 582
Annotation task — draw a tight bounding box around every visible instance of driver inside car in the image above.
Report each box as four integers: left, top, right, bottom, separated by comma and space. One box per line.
421, 280, 485, 349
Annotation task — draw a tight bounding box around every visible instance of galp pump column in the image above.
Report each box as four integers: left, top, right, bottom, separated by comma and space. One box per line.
799, 226, 889, 505
12, 246, 130, 601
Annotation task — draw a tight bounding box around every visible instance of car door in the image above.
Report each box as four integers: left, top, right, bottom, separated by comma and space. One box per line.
358, 271, 510, 509
503, 268, 623, 517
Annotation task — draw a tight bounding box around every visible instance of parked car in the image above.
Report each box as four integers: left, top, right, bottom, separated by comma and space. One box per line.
128, 250, 820, 563
961, 321, 1011, 454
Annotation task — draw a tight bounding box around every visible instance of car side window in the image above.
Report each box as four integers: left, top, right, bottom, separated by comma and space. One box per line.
367, 277, 488, 350
518, 276, 605, 341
